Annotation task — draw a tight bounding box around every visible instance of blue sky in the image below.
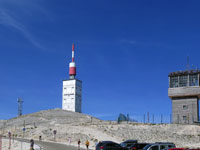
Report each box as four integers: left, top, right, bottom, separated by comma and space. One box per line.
0, 0, 200, 122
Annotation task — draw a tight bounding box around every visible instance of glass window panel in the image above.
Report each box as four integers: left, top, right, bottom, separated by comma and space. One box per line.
183, 116, 187, 121
150, 146, 159, 150
160, 145, 167, 150
183, 105, 188, 110
189, 74, 198, 86
179, 75, 188, 87
170, 76, 179, 88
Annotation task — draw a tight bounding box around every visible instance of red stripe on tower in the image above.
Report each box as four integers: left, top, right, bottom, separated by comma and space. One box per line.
69, 43, 76, 78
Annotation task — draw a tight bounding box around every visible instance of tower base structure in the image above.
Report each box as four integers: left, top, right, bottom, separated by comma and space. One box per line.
62, 79, 82, 113
171, 97, 199, 124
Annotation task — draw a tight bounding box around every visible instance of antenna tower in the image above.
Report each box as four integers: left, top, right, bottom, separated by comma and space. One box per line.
187, 56, 190, 70
17, 98, 23, 117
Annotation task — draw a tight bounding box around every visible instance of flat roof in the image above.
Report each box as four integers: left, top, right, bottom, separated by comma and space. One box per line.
168, 70, 200, 77
63, 78, 82, 82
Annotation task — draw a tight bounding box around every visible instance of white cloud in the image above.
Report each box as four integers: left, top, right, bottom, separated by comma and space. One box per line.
120, 39, 168, 49
0, 9, 45, 50
0, 0, 54, 51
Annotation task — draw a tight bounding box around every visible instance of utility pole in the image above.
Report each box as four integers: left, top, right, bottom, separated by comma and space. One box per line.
3, 122, 6, 135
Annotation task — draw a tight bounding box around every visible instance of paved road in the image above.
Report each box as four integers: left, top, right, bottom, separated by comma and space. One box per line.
17, 138, 88, 150
35, 140, 87, 150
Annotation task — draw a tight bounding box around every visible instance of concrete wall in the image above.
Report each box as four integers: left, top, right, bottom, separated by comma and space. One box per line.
172, 97, 199, 124
168, 87, 200, 98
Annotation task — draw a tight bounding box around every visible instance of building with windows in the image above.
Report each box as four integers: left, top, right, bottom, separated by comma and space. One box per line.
168, 70, 200, 124
62, 44, 82, 113
62, 79, 82, 112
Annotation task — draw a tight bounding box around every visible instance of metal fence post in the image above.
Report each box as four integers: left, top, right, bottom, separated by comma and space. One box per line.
152, 114, 154, 124
0, 135, 2, 150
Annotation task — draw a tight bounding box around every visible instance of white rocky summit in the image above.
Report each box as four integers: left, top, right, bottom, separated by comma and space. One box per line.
1, 109, 200, 149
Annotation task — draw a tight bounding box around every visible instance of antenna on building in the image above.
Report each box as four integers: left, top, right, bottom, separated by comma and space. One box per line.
191, 64, 194, 70
17, 98, 23, 117
69, 43, 76, 79
186, 56, 190, 70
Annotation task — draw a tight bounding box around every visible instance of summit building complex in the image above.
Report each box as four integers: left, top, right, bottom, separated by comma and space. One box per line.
62, 44, 82, 113
168, 70, 200, 124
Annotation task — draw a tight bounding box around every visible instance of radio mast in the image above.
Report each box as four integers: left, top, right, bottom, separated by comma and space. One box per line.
17, 98, 23, 117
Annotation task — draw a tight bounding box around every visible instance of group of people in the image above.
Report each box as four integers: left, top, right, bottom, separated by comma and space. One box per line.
77, 139, 90, 150
30, 136, 91, 150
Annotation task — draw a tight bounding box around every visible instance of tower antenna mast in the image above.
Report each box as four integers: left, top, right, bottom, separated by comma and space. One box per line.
69, 43, 76, 79
187, 56, 190, 70
17, 98, 23, 117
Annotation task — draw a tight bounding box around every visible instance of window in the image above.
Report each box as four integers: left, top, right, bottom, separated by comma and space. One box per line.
183, 105, 188, 110
168, 145, 175, 148
150, 146, 159, 150
189, 74, 198, 86
160, 145, 167, 150
114, 143, 120, 147
183, 116, 187, 122
106, 143, 115, 147
170, 76, 178, 88
179, 75, 188, 87
138, 144, 148, 149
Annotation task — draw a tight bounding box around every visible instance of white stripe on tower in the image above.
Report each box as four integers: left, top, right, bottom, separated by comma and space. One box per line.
72, 51, 74, 59
69, 62, 76, 67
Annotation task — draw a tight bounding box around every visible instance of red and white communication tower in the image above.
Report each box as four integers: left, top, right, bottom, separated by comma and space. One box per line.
69, 43, 76, 79
62, 43, 82, 113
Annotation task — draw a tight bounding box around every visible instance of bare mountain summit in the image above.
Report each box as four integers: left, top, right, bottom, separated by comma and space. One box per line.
1, 109, 200, 148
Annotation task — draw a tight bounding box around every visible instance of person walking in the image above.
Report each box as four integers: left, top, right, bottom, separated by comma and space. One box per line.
95, 140, 98, 147
85, 140, 89, 150
68, 137, 71, 145
39, 136, 42, 141
30, 139, 34, 150
78, 139, 81, 150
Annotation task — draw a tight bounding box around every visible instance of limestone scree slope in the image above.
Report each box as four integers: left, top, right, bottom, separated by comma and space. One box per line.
1, 109, 200, 148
